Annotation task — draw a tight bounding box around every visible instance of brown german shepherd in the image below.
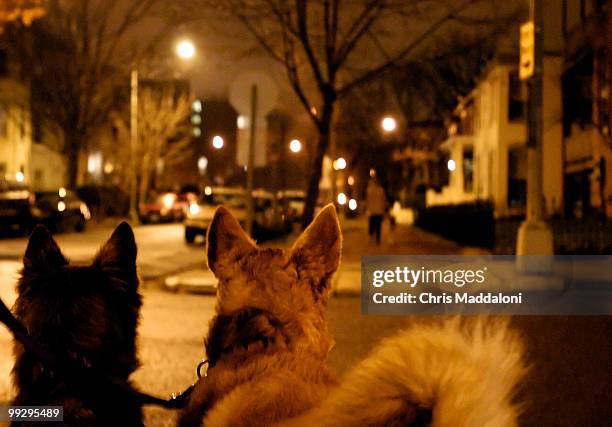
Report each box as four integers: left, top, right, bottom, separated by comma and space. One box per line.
180, 205, 526, 427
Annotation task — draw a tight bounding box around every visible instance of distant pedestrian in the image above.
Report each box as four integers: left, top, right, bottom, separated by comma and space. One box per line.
366, 177, 386, 245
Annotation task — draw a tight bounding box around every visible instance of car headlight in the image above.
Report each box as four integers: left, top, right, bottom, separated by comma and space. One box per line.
189, 203, 200, 215
80, 203, 91, 220
162, 193, 175, 209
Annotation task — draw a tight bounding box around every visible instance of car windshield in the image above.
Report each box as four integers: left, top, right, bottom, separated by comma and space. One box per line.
205, 193, 246, 209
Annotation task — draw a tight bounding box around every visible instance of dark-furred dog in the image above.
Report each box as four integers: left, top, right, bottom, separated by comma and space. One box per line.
12, 223, 143, 425
180, 205, 526, 427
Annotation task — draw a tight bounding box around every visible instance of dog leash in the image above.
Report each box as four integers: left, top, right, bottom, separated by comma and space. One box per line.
0, 295, 205, 409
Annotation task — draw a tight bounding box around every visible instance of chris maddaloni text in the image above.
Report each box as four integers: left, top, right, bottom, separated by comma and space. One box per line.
372, 292, 523, 304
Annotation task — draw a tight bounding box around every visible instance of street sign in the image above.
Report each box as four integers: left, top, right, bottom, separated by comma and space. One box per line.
230, 72, 279, 167
519, 21, 534, 80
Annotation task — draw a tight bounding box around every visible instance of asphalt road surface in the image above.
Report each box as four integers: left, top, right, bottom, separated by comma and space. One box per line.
0, 223, 206, 280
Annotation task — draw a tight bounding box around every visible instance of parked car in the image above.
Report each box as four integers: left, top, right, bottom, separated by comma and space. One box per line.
35, 189, 91, 232
139, 192, 186, 224
184, 187, 289, 243
77, 185, 129, 219
277, 189, 306, 223
0, 180, 36, 234
0, 181, 90, 234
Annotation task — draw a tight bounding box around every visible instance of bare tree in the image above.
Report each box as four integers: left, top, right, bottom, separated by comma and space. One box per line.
8, 0, 169, 187
198, 0, 511, 227
112, 86, 193, 209
336, 31, 504, 196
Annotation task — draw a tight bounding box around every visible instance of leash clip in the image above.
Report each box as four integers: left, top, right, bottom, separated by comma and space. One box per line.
197, 359, 209, 379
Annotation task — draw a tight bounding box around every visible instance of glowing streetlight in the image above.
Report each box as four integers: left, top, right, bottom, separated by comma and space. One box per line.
59, 187, 66, 198
348, 199, 358, 211
197, 156, 208, 175
15, 171, 24, 182
204, 186, 213, 196
347, 176, 355, 186
337, 192, 347, 205
381, 116, 397, 133
333, 157, 347, 170
176, 39, 196, 60
237, 115, 248, 129
212, 135, 224, 149
447, 159, 456, 171
289, 139, 302, 153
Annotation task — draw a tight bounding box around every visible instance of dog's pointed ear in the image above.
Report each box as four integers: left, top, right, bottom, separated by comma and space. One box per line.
207, 206, 256, 277
290, 204, 342, 293
94, 222, 137, 284
23, 225, 68, 273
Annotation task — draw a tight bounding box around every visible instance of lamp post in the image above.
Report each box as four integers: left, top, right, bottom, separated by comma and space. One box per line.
516, 0, 553, 259
128, 39, 196, 222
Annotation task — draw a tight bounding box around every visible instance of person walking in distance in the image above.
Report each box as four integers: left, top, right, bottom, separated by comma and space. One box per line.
366, 177, 386, 245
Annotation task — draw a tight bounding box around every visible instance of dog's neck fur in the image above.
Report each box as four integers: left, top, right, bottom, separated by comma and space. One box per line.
205, 307, 291, 368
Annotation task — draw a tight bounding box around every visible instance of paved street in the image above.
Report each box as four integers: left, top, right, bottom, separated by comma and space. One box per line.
0, 222, 206, 280
0, 220, 610, 426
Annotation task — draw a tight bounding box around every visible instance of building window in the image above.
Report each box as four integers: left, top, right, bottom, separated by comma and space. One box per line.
508, 147, 527, 210
562, 53, 593, 137
0, 104, 6, 138
508, 71, 525, 122
595, 49, 609, 137
463, 147, 473, 192
0, 50, 7, 77
32, 111, 43, 143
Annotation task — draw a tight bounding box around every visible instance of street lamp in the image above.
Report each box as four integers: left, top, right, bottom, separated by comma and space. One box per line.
212, 135, 224, 149
128, 38, 197, 222
289, 139, 302, 153
333, 157, 346, 170
381, 116, 397, 133
176, 39, 196, 60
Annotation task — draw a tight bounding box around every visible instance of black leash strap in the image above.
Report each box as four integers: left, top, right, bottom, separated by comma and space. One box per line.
0, 295, 202, 409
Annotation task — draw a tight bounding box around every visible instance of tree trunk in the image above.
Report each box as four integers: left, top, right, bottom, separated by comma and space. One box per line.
301, 129, 330, 229
301, 99, 335, 228
138, 153, 151, 209
65, 132, 81, 189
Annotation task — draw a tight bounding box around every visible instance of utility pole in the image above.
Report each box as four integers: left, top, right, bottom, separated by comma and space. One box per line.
517, 0, 553, 258
128, 68, 139, 222
245, 84, 257, 236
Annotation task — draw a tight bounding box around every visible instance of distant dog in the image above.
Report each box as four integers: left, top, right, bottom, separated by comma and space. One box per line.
12, 223, 143, 425
180, 205, 526, 426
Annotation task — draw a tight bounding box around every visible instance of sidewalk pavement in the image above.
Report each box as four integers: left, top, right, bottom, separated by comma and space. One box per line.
165, 216, 482, 296
332, 217, 487, 295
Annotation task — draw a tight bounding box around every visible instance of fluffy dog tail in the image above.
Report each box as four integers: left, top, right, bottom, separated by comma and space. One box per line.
284, 318, 526, 427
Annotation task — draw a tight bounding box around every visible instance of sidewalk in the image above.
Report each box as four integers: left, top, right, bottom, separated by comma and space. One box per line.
164, 216, 480, 295
332, 217, 485, 295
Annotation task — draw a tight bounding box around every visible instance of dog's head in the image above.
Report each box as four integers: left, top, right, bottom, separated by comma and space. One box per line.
14, 222, 141, 378
205, 204, 341, 363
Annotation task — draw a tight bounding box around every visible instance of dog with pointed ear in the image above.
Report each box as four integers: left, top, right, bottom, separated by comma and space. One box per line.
12, 222, 143, 424
203, 203, 342, 360
179, 205, 343, 427
206, 204, 342, 305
